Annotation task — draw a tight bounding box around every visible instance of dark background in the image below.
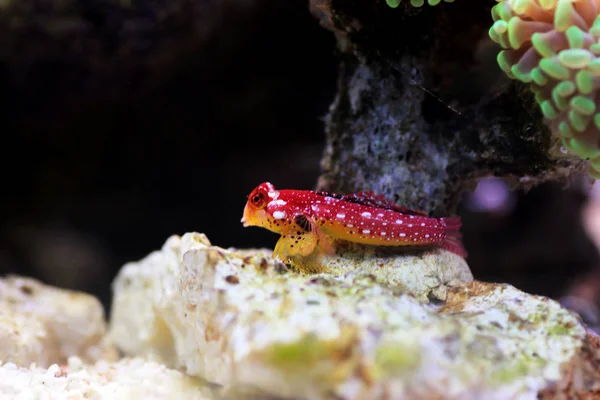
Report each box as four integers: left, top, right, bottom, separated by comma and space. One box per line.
1, 0, 599, 326
0, 0, 338, 308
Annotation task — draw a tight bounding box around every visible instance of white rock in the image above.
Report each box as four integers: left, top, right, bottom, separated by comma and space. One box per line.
108, 232, 600, 399
0, 357, 214, 400
0, 276, 118, 368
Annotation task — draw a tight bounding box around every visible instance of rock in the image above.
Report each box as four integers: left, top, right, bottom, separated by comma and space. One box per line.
322, 241, 472, 302
108, 232, 600, 399
0, 276, 118, 368
310, 0, 586, 216
0, 357, 215, 400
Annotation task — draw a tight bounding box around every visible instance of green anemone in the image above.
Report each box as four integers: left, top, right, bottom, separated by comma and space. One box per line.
488, 0, 600, 179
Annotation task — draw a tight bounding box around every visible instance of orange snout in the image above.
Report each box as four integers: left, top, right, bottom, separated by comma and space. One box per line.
241, 201, 267, 228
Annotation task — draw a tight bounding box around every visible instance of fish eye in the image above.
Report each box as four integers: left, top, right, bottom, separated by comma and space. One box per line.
250, 192, 266, 208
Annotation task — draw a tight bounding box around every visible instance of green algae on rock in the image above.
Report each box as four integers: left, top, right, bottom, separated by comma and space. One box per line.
108, 232, 600, 399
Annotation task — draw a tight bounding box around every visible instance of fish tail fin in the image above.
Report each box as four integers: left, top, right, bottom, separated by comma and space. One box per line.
440, 216, 467, 258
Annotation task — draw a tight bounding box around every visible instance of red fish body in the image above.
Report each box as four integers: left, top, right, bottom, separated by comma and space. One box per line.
241, 182, 467, 272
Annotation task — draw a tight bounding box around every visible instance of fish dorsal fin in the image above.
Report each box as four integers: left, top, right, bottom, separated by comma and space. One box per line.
315, 190, 429, 217
348, 192, 429, 216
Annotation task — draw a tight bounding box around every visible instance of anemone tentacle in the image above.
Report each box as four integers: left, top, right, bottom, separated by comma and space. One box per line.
489, 0, 600, 179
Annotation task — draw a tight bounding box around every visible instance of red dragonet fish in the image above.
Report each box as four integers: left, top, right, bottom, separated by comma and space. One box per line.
241, 182, 467, 272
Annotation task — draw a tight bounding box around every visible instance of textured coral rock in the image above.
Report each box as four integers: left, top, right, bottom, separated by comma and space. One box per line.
321, 241, 472, 301
0, 276, 118, 368
0, 357, 214, 400
108, 232, 600, 399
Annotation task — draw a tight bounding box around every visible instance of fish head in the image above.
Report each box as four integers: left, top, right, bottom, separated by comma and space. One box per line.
241, 182, 278, 229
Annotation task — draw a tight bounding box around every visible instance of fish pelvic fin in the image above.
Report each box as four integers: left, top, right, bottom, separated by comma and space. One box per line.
295, 214, 335, 257
271, 214, 333, 273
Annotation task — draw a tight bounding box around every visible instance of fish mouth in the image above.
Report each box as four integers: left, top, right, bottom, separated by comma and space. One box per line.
241, 206, 266, 228
241, 205, 250, 227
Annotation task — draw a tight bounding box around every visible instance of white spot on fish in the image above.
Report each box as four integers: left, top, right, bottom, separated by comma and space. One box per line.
408, 224, 413, 228
336, 213, 346, 219
421, 223, 425, 226
377, 213, 384, 217
400, 233, 406, 237
271, 199, 287, 206
347, 224, 354, 228
265, 182, 276, 193
362, 212, 372, 218
425, 234, 430, 238
381, 232, 387, 236
383, 222, 388, 226
311, 205, 319, 212
363, 229, 371, 234
273, 211, 286, 219
395, 219, 403, 224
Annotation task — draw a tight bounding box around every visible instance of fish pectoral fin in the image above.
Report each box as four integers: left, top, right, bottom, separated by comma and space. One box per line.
314, 227, 335, 257
272, 231, 331, 274
273, 231, 319, 263
271, 214, 335, 271
293, 214, 335, 257
272, 213, 335, 260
